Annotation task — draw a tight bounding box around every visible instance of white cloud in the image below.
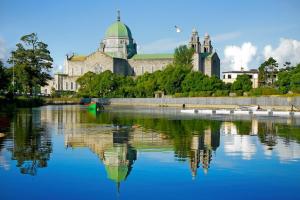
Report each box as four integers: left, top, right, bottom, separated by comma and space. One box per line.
264, 38, 300, 66
212, 32, 241, 42
139, 38, 188, 54
0, 37, 8, 61
223, 42, 257, 71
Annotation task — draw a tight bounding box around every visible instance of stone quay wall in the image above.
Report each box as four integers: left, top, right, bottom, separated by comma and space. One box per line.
93, 97, 300, 110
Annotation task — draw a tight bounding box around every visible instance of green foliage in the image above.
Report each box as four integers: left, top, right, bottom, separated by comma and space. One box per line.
0, 60, 9, 92
276, 63, 300, 94
258, 57, 278, 86
8, 33, 53, 95
76, 71, 96, 97
188, 91, 213, 97
249, 87, 281, 96
231, 74, 252, 92
213, 90, 229, 96
173, 45, 195, 68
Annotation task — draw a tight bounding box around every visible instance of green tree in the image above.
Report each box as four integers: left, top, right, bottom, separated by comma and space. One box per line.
76, 71, 96, 97
0, 60, 9, 92
290, 72, 300, 93
181, 71, 205, 92
91, 70, 118, 97
158, 65, 190, 94
276, 63, 300, 94
8, 33, 53, 95
174, 45, 195, 68
231, 74, 252, 92
258, 57, 278, 86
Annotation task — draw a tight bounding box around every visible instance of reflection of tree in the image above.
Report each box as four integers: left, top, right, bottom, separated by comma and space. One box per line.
9, 109, 52, 176
257, 121, 278, 149
89, 112, 222, 161
233, 121, 252, 135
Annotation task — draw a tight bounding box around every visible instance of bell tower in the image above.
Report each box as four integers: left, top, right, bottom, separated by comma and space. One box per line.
189, 28, 201, 53
189, 28, 202, 72
203, 33, 213, 53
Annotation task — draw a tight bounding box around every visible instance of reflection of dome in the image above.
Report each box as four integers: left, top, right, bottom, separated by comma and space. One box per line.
105, 164, 128, 182
105, 21, 133, 39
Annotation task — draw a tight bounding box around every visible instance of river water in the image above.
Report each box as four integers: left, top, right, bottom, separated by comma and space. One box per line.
0, 105, 300, 199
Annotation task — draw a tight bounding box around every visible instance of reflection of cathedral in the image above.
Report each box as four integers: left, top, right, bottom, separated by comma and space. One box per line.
189, 127, 220, 178
65, 128, 137, 190
64, 126, 173, 191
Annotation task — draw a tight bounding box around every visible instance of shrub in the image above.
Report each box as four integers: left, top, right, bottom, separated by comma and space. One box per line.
249, 87, 281, 96
189, 91, 212, 97
174, 93, 189, 97
214, 90, 229, 97
15, 96, 45, 107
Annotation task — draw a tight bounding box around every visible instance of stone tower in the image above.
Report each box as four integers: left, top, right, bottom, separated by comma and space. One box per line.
202, 33, 213, 53
189, 28, 202, 72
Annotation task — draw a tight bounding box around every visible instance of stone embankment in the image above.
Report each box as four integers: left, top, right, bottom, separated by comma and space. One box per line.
93, 96, 300, 111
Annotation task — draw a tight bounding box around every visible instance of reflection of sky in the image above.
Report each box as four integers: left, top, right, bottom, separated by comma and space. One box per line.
223, 135, 257, 160
221, 121, 300, 162
0, 151, 10, 171
264, 139, 300, 162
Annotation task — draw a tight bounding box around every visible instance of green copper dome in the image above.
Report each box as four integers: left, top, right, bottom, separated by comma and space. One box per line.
105, 21, 132, 38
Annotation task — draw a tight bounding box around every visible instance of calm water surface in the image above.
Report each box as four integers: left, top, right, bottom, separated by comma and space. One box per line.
0, 105, 300, 200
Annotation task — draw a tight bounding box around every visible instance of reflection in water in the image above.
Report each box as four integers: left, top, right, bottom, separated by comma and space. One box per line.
190, 127, 220, 177
6, 109, 52, 175
65, 127, 138, 191
0, 105, 300, 186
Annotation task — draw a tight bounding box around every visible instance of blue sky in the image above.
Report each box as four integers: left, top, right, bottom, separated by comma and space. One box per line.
1, 0, 300, 72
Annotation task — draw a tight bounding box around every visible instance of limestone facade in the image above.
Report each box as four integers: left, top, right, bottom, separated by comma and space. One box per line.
42, 12, 220, 95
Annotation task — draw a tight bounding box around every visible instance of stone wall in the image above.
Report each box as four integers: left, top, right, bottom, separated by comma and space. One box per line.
84, 51, 114, 73
128, 58, 173, 76
93, 97, 300, 110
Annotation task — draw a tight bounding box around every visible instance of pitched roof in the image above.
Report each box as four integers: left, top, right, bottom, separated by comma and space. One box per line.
69, 55, 87, 61
131, 54, 174, 60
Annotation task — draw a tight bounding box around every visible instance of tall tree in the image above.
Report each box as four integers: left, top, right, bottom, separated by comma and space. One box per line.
231, 74, 253, 92
0, 60, 9, 92
258, 57, 278, 86
8, 33, 53, 95
173, 45, 195, 68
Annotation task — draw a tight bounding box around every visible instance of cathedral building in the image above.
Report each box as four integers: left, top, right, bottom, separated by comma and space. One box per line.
42, 11, 220, 94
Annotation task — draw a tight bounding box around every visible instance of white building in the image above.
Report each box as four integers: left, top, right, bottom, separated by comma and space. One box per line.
222, 69, 259, 88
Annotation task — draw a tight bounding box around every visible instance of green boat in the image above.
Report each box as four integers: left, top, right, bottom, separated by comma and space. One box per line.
87, 102, 104, 112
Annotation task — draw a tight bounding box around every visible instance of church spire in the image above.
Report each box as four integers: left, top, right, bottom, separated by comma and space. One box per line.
117, 10, 121, 21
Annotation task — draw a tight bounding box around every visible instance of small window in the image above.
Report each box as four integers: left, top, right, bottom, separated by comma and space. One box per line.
66, 82, 68, 90
71, 82, 73, 90
223, 75, 225, 79
228, 75, 232, 79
